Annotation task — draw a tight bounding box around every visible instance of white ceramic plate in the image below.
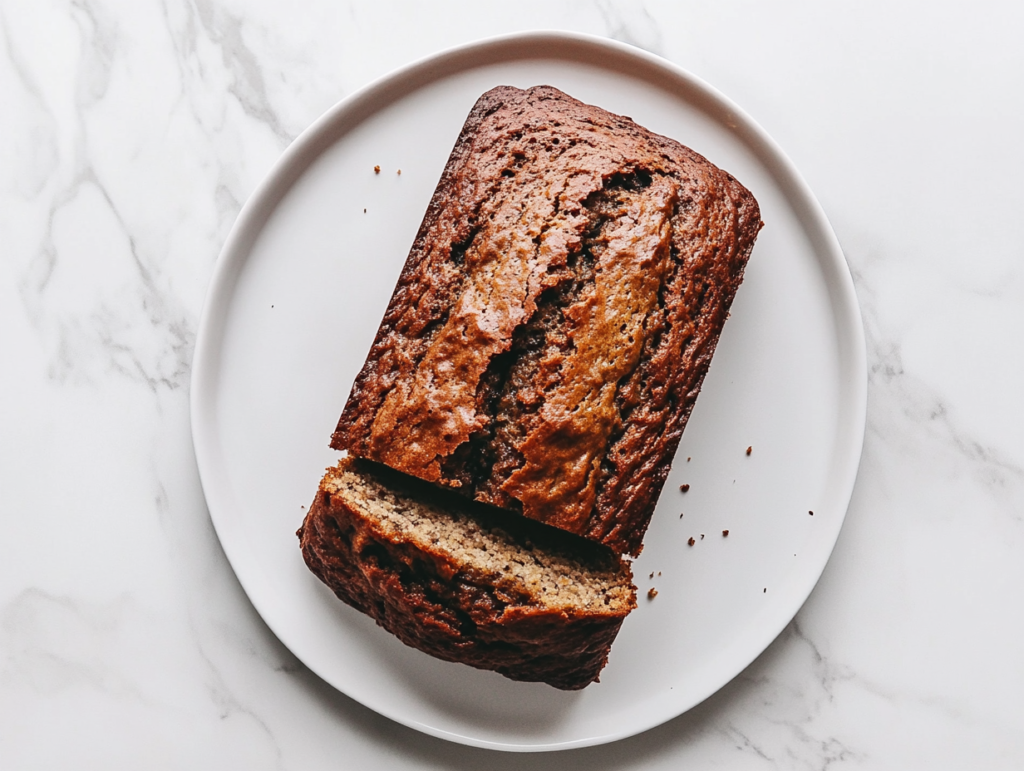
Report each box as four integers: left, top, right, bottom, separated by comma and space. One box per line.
190, 31, 866, 752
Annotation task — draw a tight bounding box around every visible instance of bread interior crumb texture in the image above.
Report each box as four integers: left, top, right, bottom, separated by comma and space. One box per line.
323, 461, 634, 614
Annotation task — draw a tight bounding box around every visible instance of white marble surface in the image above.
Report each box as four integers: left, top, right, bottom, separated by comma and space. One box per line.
1, 1, 1023, 767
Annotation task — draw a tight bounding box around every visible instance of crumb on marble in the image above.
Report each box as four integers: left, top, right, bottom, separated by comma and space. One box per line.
746, 446, 752, 455
647, 588, 658, 599
680, 483, 690, 492
722, 529, 729, 537
688, 537, 695, 547
374, 165, 380, 174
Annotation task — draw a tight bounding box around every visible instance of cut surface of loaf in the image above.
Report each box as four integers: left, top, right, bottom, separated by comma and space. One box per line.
297, 457, 636, 690
331, 84, 762, 556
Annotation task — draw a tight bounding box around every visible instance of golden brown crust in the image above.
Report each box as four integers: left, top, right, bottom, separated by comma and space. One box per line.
332, 85, 762, 556
298, 459, 634, 689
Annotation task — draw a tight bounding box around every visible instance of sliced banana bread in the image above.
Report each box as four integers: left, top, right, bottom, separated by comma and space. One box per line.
297, 457, 636, 690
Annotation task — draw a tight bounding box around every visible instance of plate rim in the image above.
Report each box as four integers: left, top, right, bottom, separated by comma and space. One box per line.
190, 29, 867, 752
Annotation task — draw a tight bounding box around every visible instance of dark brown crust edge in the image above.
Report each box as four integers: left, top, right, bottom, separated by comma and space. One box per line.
330, 88, 514, 449
297, 463, 632, 690
585, 167, 762, 555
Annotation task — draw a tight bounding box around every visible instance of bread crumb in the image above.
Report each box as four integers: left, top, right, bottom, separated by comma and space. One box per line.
687, 537, 695, 547
657, 571, 661, 576
397, 169, 402, 175
700, 533, 705, 540
746, 446, 752, 455
647, 588, 658, 599
722, 529, 729, 537
649, 571, 654, 579
374, 165, 381, 174
678, 512, 684, 518
763, 587, 767, 593
679, 483, 690, 492
687, 457, 691, 462
363, 208, 367, 213
809, 510, 814, 516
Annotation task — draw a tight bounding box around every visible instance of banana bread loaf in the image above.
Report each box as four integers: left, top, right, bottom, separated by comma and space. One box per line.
332, 84, 761, 557
298, 457, 636, 689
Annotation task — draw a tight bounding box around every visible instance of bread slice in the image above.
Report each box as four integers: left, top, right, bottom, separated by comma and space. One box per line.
331, 85, 762, 556
297, 458, 636, 690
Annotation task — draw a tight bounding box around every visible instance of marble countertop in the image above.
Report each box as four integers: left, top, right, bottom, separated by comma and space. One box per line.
2, 2, 1022, 768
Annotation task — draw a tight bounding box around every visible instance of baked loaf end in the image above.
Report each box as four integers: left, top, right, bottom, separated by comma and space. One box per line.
332, 85, 762, 556
298, 458, 636, 690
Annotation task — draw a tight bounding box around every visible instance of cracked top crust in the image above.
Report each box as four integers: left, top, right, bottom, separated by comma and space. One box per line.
332, 85, 762, 556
